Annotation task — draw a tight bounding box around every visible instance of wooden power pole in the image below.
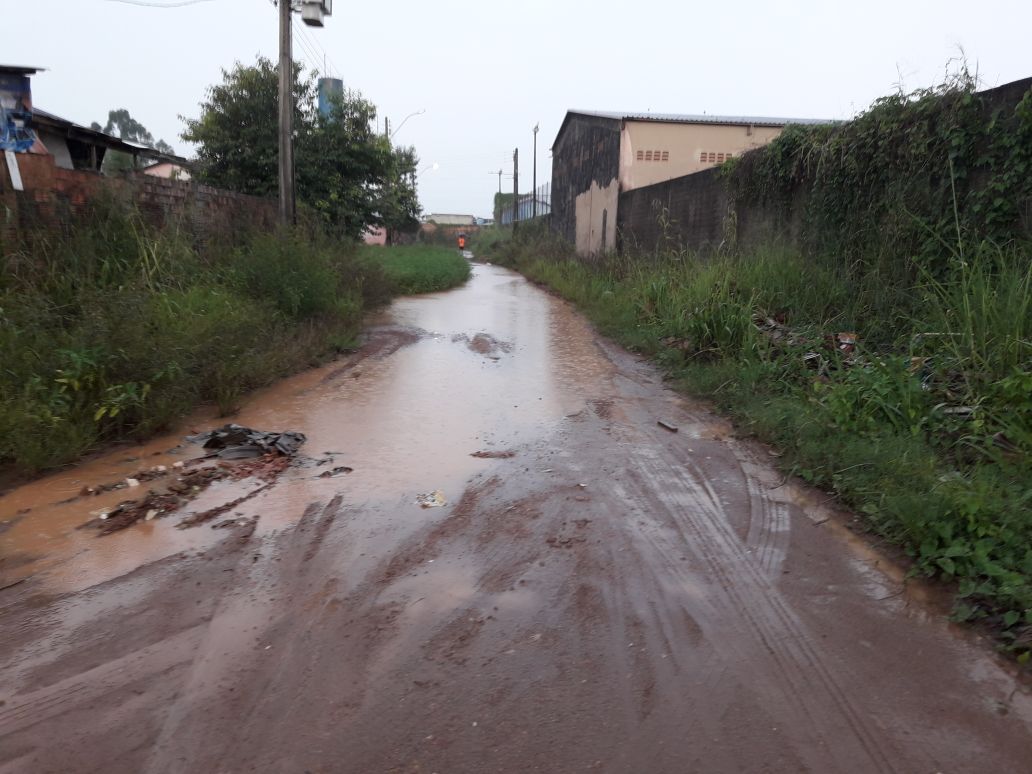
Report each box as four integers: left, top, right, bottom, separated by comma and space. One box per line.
278, 0, 296, 225
512, 148, 519, 231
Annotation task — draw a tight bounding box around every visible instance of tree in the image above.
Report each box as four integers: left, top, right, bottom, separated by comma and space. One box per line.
181, 58, 305, 198
181, 57, 404, 240
378, 145, 421, 243
94, 108, 176, 174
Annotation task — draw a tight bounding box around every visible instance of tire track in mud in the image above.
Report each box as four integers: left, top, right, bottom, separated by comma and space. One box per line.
620, 440, 903, 774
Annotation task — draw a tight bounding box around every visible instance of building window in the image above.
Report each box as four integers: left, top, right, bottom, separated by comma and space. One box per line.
700, 151, 735, 164
645, 150, 653, 161
636, 150, 643, 161
661, 150, 669, 161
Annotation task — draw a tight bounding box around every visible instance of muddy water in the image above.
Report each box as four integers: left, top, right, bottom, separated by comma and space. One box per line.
3, 260, 1031, 774
0, 263, 613, 593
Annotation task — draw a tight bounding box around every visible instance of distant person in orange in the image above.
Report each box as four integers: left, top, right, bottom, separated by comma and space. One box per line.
457, 233, 466, 250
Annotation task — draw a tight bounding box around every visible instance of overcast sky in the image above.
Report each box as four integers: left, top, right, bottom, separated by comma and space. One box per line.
7, 0, 1030, 217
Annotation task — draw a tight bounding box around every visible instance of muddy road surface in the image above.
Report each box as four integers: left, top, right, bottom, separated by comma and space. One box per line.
1, 263, 1030, 773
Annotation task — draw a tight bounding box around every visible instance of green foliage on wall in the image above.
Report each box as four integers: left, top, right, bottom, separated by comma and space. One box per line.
723, 69, 1032, 275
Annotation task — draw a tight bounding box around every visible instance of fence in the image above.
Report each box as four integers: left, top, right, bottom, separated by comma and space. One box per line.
499, 182, 551, 225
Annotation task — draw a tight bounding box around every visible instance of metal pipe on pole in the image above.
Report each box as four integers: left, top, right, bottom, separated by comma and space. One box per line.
532, 123, 538, 219
512, 148, 519, 231
278, 0, 296, 226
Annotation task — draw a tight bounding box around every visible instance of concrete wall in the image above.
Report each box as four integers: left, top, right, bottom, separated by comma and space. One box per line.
575, 178, 619, 255
617, 77, 1032, 257
617, 167, 729, 253
0, 152, 276, 247
619, 121, 781, 191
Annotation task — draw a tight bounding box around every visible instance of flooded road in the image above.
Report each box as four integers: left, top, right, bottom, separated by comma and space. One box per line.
1, 263, 1029, 773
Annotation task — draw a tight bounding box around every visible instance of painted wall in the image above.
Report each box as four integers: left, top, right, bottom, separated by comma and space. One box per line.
574, 178, 618, 256
549, 114, 621, 247
619, 121, 783, 191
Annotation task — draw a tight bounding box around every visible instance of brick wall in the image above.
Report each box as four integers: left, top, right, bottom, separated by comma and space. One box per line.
0, 153, 277, 247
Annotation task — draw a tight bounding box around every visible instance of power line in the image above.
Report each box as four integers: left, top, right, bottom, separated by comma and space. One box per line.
292, 28, 322, 73
296, 23, 342, 80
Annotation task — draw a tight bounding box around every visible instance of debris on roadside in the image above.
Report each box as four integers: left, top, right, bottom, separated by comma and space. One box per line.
317, 466, 354, 479
416, 490, 447, 508
177, 484, 273, 529
657, 420, 679, 433
80, 491, 183, 535
79, 451, 295, 535
470, 450, 516, 459
185, 424, 307, 459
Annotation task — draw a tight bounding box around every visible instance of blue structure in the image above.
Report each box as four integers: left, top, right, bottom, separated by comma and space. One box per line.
318, 78, 344, 119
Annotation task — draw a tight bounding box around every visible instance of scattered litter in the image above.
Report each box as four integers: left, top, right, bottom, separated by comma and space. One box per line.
173, 461, 185, 470
81, 492, 183, 535
186, 424, 307, 459
212, 516, 256, 530
416, 490, 447, 508
125, 478, 140, 488
657, 420, 679, 433
831, 332, 857, 354
939, 405, 975, 416
577, 483, 587, 489
317, 466, 354, 479
470, 450, 515, 459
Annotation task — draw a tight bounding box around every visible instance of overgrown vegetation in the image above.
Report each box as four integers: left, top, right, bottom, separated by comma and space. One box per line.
365, 244, 471, 294
0, 200, 467, 474
723, 64, 1032, 286
485, 72, 1032, 659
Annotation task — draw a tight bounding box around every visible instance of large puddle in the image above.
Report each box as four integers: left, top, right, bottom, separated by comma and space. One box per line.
0, 263, 616, 594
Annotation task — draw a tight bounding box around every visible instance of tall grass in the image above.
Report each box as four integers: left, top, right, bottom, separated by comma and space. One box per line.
0, 201, 462, 473
363, 244, 471, 294
500, 234, 1032, 650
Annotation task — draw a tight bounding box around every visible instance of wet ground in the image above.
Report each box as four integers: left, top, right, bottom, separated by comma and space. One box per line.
1, 262, 1030, 773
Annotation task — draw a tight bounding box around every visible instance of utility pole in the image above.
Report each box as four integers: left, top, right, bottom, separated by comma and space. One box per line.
278, 0, 295, 226
277, 0, 332, 226
512, 148, 519, 231
532, 123, 539, 219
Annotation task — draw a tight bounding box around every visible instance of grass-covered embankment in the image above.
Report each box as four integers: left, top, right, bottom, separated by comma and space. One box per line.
0, 201, 469, 474
364, 244, 471, 294
489, 228, 1031, 659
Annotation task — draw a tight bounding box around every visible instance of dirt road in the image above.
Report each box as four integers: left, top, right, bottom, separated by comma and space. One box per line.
1, 263, 1029, 773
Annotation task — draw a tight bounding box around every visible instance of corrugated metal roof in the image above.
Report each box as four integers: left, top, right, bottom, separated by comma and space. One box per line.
33, 108, 189, 165
0, 64, 45, 75
567, 109, 833, 127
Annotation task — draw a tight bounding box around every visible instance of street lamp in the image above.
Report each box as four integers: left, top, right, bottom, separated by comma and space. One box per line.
390, 109, 426, 140
419, 162, 440, 176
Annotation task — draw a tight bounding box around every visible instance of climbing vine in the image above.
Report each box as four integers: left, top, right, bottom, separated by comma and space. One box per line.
723, 69, 1032, 275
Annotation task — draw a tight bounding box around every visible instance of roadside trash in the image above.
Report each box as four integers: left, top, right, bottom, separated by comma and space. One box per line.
831, 332, 857, 354
317, 466, 354, 479
470, 450, 516, 459
416, 490, 446, 508
186, 424, 307, 459
657, 420, 678, 433
125, 478, 140, 488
